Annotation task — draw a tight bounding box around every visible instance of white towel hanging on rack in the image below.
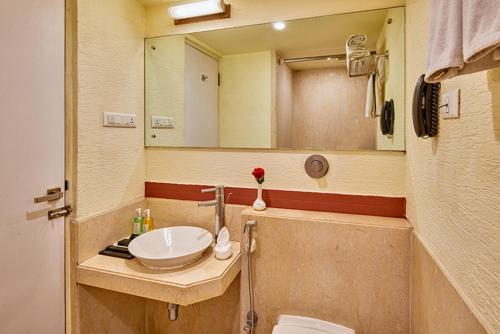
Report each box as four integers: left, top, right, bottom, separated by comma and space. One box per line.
425, 0, 500, 82
365, 56, 387, 118
365, 73, 376, 118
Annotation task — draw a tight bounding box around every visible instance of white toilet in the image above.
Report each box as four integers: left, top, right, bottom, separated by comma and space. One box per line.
272, 315, 355, 334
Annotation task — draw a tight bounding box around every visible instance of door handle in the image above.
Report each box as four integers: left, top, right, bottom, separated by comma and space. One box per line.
34, 187, 63, 203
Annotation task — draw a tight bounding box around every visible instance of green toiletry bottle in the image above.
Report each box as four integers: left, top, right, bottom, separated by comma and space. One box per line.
133, 208, 144, 236
143, 209, 154, 233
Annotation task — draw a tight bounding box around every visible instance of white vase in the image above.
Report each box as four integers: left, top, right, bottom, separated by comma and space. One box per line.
253, 183, 266, 211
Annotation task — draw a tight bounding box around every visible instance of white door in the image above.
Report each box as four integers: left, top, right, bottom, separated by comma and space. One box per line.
184, 44, 219, 147
0, 1, 66, 333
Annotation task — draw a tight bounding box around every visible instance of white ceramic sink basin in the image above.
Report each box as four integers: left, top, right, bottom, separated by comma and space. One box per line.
128, 226, 213, 269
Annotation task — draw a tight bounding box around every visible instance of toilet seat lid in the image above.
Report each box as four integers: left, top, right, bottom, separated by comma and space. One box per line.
272, 315, 355, 334
272, 325, 330, 334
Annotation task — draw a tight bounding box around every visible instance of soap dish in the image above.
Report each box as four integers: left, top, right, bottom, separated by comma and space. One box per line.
214, 246, 232, 260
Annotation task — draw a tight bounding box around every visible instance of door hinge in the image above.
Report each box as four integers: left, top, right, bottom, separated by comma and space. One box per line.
48, 205, 72, 220
218, 73, 221, 86
65, 180, 69, 191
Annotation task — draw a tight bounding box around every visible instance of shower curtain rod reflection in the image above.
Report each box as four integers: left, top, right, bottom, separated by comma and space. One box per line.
281, 51, 378, 64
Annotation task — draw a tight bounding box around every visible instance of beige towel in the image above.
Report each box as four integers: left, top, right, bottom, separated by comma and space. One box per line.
426, 0, 500, 83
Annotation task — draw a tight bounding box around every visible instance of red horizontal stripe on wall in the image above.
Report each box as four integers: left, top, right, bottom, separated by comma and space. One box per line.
145, 182, 406, 218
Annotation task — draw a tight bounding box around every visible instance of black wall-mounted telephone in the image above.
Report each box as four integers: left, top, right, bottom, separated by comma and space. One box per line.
381, 99, 394, 136
412, 74, 440, 138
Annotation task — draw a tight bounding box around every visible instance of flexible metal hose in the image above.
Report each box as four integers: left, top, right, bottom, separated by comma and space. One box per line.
247, 232, 255, 334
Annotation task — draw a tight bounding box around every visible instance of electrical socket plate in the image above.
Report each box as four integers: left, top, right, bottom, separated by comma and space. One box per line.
152, 116, 174, 128
442, 89, 460, 119
103, 112, 137, 128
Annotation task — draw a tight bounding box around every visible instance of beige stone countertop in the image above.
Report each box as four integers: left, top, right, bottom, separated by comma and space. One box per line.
76, 242, 241, 306
242, 207, 412, 229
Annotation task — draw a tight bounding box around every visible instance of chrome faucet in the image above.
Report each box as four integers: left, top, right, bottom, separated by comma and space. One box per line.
198, 185, 225, 238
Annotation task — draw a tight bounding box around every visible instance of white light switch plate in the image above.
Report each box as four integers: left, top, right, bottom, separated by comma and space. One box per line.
152, 116, 174, 128
103, 112, 137, 128
442, 89, 460, 119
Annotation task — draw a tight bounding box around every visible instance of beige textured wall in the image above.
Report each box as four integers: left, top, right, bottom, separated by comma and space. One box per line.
145, 0, 407, 197
147, 149, 405, 196
406, 0, 500, 332
376, 7, 405, 150
77, 0, 146, 220
219, 51, 274, 148
145, 35, 186, 147
292, 67, 375, 150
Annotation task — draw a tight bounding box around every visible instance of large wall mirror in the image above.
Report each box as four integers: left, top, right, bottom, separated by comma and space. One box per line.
145, 7, 405, 151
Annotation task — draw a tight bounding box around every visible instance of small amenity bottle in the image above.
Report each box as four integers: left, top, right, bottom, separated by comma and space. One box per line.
143, 209, 154, 233
133, 208, 144, 236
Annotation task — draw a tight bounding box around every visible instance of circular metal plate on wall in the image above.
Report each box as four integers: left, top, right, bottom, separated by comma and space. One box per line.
305, 155, 329, 178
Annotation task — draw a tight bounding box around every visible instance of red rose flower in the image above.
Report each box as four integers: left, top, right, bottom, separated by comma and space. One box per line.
252, 167, 265, 184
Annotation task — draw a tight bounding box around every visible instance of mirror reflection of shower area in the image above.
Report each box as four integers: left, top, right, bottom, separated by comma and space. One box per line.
276, 58, 374, 150
145, 7, 405, 151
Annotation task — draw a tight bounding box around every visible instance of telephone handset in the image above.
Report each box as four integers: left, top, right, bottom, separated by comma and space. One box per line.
412, 74, 440, 138
381, 99, 394, 136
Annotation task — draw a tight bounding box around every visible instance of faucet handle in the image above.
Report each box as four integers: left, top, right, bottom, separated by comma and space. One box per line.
201, 185, 224, 194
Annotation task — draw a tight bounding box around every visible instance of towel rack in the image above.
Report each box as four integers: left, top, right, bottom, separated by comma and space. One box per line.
348, 50, 389, 77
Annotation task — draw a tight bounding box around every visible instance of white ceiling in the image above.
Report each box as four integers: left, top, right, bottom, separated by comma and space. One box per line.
189, 9, 388, 60
137, 0, 178, 6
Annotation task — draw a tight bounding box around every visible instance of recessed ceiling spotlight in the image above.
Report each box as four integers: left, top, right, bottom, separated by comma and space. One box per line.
273, 21, 287, 31
326, 57, 332, 61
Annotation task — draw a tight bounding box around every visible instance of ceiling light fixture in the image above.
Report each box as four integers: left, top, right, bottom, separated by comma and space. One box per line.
169, 0, 231, 25
272, 21, 287, 31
